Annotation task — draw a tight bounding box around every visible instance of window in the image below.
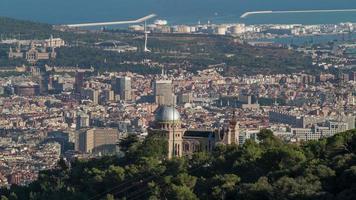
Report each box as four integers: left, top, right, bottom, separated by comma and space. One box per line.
184, 143, 190, 151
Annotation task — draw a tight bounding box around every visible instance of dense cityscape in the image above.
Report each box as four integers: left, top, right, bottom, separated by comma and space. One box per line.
0, 8, 355, 200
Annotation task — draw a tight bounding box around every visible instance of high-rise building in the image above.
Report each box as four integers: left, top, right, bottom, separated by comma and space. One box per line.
74, 71, 85, 94
349, 71, 356, 81
177, 92, 193, 105
154, 80, 174, 105
81, 88, 99, 105
76, 112, 90, 130
89, 89, 99, 105
39, 71, 50, 94
31, 66, 49, 95
78, 128, 119, 154
114, 76, 132, 101
101, 89, 115, 104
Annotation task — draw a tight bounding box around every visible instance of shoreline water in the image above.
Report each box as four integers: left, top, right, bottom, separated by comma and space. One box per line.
1, 0, 356, 25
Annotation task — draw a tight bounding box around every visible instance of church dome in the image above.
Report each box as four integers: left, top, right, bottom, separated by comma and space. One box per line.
155, 106, 181, 122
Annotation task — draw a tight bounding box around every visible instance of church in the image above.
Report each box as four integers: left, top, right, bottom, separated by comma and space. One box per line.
148, 106, 239, 159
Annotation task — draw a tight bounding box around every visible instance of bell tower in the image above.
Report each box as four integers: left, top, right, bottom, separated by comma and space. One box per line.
228, 111, 239, 145
220, 110, 239, 145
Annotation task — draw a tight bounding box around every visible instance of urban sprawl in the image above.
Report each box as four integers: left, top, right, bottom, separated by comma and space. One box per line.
0, 20, 355, 187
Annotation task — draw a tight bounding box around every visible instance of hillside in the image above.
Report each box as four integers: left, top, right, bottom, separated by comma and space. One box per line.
1, 129, 356, 200
0, 17, 53, 39
0, 16, 316, 75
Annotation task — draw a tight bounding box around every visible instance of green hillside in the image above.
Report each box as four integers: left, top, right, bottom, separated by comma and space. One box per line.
0, 17, 53, 39
1, 129, 356, 200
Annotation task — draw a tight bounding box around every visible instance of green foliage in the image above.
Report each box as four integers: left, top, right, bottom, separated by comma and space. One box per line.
211, 174, 240, 199
257, 129, 274, 141
0, 196, 8, 200
169, 185, 199, 200
0, 17, 53, 39
104, 194, 115, 200
0, 16, 315, 76
239, 176, 273, 200
119, 134, 140, 154
48, 47, 161, 75
1, 129, 356, 200
135, 135, 168, 159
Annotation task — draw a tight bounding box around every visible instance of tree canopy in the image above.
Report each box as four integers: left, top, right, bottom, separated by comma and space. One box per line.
1, 129, 356, 200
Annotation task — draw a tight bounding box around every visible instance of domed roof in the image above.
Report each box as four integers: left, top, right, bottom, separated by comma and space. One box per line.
155, 106, 181, 122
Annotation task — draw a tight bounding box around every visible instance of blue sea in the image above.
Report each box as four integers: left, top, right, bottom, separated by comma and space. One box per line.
1, 0, 356, 25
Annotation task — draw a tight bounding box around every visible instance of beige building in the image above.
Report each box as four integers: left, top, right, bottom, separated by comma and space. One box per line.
8, 46, 23, 59
78, 128, 119, 154
154, 80, 175, 106
25, 43, 56, 64
43, 36, 65, 48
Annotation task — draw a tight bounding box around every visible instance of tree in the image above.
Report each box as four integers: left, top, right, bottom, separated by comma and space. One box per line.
211, 174, 240, 199
105, 194, 114, 200
147, 181, 161, 200
238, 176, 273, 200
174, 173, 197, 189
135, 135, 168, 159
338, 166, 356, 191
336, 188, 356, 200
258, 129, 274, 141
259, 147, 306, 172
106, 165, 125, 182
272, 176, 322, 200
169, 185, 198, 200
258, 129, 284, 149
8, 193, 17, 200
302, 139, 327, 160
2, 129, 356, 200
58, 158, 69, 171
119, 134, 139, 154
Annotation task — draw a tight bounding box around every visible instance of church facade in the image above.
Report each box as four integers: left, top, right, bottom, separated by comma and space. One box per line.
148, 106, 239, 159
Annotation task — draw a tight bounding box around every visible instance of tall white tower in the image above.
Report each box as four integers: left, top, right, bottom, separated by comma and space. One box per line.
144, 21, 151, 52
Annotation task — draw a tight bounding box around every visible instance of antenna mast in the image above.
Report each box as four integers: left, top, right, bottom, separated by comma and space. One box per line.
144, 20, 151, 52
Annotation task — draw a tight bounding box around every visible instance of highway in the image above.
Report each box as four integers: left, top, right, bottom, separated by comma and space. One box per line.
65, 14, 156, 28
240, 9, 356, 18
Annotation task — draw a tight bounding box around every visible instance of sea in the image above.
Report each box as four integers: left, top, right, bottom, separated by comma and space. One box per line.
1, 0, 356, 25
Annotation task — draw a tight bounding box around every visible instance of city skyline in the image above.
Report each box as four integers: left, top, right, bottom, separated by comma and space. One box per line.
0, 4, 355, 199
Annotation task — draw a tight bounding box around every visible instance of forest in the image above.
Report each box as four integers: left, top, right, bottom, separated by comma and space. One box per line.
1, 129, 356, 200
